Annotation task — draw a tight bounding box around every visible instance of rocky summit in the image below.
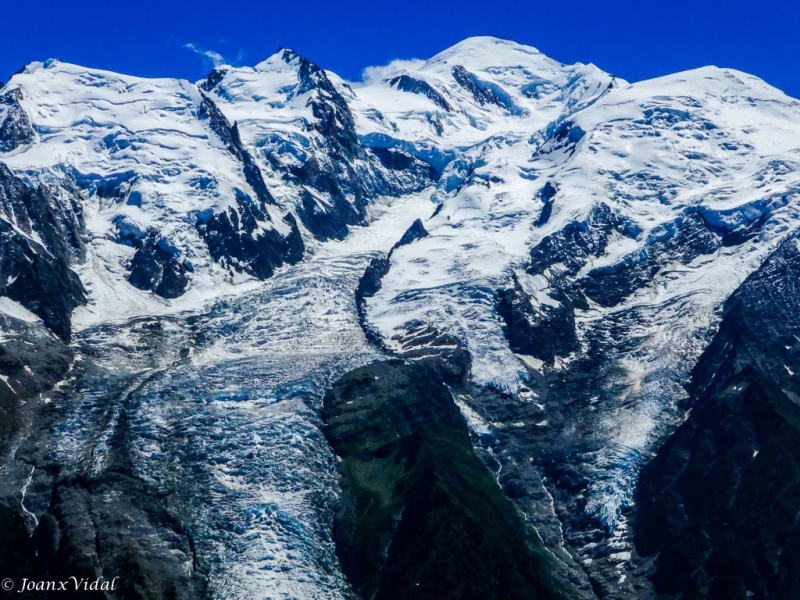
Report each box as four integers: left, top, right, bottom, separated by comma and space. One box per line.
1, 36, 800, 599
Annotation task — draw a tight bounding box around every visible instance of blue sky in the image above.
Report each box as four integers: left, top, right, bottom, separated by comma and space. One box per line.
3, 1, 799, 97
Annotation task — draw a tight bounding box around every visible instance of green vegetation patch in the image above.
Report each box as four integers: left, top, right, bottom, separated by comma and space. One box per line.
323, 358, 568, 600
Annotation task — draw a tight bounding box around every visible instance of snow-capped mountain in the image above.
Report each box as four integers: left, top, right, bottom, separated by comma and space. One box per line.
1, 36, 800, 600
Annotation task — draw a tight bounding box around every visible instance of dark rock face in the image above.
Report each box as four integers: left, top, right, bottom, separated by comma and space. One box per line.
496, 203, 634, 365
428, 114, 444, 136
0, 88, 35, 152
196, 195, 304, 280
355, 256, 390, 312
127, 233, 191, 299
197, 66, 229, 93
195, 91, 305, 279
635, 235, 800, 599
0, 474, 203, 600
254, 50, 440, 242
536, 181, 557, 226
0, 164, 84, 264
198, 92, 281, 211
451, 65, 524, 115
580, 211, 722, 308
294, 50, 360, 152
0, 318, 103, 600
535, 121, 586, 158
391, 321, 473, 387
0, 315, 72, 449
354, 256, 391, 349
0, 164, 86, 341
322, 359, 569, 600
529, 202, 633, 279
356, 231, 599, 598
393, 217, 428, 249
489, 203, 735, 596
388, 74, 453, 111
370, 146, 440, 191
298, 186, 363, 241
0, 327, 212, 600
278, 50, 378, 240
522, 206, 723, 332
496, 275, 581, 363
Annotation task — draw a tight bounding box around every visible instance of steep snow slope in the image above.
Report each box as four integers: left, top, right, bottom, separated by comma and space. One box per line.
351, 37, 614, 151
365, 56, 800, 391
0, 59, 303, 327
534, 67, 800, 532
203, 49, 438, 243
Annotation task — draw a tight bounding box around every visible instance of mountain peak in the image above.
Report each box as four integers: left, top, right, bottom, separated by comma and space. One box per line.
276, 47, 302, 65
433, 35, 543, 56
422, 36, 557, 71
634, 64, 792, 100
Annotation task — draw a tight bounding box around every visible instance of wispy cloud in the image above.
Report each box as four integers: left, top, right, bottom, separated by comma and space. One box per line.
182, 42, 226, 70
361, 58, 426, 84
171, 36, 247, 73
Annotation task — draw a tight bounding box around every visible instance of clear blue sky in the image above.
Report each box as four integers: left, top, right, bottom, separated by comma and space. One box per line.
3, 0, 799, 98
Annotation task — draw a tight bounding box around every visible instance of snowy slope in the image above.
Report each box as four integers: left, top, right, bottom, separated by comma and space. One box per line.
202, 49, 439, 247
352, 37, 614, 149
363, 51, 800, 391
0, 59, 303, 327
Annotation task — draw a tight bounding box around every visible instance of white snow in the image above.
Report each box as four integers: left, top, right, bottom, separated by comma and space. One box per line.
1, 59, 300, 327
516, 354, 544, 371
0, 374, 15, 393
19, 465, 39, 527
0, 296, 41, 323
452, 393, 492, 436
358, 42, 800, 398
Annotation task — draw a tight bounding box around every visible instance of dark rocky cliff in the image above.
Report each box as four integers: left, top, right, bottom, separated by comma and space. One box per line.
0, 164, 85, 341
635, 235, 800, 599
322, 359, 569, 600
